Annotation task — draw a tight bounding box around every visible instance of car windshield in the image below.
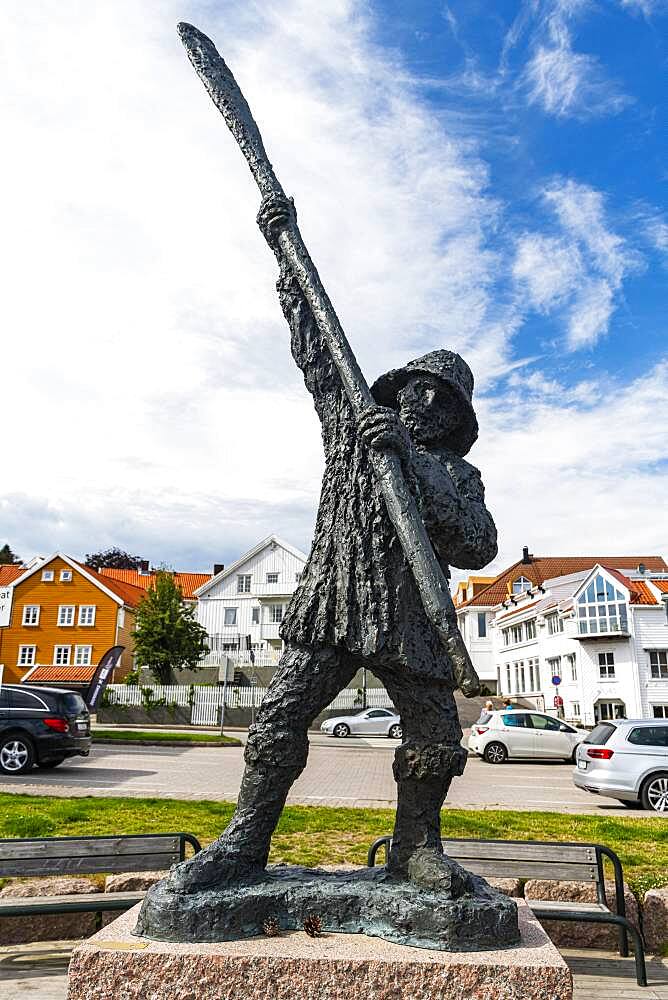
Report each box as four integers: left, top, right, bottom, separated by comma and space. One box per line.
584, 723, 616, 745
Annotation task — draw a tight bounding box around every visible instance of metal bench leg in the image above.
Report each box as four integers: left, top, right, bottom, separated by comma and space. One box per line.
367, 836, 391, 868
618, 921, 629, 958
611, 916, 647, 987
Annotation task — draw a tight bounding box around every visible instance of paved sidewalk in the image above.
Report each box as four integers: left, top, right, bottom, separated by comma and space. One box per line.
0, 940, 666, 999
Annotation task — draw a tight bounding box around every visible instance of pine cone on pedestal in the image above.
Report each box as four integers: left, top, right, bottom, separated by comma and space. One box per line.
303, 914, 322, 937
262, 916, 281, 937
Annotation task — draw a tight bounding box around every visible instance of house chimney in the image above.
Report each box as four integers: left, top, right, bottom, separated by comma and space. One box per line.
138, 560, 150, 576
522, 546, 533, 564
213, 563, 225, 576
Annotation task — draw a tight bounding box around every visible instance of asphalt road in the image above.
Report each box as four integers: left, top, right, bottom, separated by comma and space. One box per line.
0, 733, 649, 815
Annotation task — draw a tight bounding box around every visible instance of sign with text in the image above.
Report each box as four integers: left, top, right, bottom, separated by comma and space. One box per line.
0, 587, 13, 628
85, 645, 124, 710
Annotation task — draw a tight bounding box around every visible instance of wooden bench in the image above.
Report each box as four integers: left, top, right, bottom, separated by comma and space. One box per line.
368, 835, 647, 987
0, 833, 201, 921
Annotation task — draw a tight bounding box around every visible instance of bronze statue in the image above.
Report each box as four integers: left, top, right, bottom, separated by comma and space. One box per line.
135, 23, 518, 950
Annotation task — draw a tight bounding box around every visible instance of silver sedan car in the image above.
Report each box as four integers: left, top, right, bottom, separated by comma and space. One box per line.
573, 719, 668, 812
321, 708, 402, 739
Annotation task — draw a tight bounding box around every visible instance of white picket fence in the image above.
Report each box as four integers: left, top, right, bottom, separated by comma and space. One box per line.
103, 684, 394, 726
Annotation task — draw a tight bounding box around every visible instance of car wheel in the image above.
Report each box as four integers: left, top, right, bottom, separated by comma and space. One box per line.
641, 773, 668, 813
483, 741, 507, 765
388, 724, 403, 739
0, 734, 35, 775
333, 723, 350, 738
37, 758, 66, 769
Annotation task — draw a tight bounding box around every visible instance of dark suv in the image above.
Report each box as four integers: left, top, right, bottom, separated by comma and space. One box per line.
0, 685, 91, 775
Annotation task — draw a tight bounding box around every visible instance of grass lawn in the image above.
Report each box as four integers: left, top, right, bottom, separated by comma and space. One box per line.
92, 729, 240, 746
0, 794, 665, 897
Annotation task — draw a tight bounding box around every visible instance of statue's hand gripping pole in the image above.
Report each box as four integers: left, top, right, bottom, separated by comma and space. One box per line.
178, 23, 480, 696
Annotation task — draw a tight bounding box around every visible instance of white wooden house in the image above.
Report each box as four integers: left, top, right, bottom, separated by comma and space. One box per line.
490, 564, 668, 725
194, 535, 308, 670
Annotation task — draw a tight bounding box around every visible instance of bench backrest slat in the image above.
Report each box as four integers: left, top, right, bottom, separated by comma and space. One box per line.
0, 836, 184, 877
449, 858, 598, 881
442, 840, 597, 865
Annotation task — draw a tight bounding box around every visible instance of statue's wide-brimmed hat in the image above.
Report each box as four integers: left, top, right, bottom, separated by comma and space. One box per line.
371, 349, 478, 456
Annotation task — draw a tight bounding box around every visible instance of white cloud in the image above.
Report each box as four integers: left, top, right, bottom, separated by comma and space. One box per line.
0, 0, 512, 567
619, 0, 667, 15
512, 234, 583, 311
522, 1, 630, 118
512, 179, 639, 349
475, 359, 668, 575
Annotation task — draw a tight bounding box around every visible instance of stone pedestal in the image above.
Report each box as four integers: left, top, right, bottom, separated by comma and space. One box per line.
67, 902, 572, 1000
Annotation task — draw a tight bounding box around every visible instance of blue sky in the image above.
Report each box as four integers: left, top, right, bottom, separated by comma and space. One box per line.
1, 0, 666, 577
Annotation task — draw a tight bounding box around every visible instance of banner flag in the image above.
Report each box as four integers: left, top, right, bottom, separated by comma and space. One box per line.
85, 645, 124, 709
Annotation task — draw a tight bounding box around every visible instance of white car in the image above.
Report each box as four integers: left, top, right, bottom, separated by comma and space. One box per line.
573, 719, 668, 812
321, 708, 402, 739
468, 709, 588, 764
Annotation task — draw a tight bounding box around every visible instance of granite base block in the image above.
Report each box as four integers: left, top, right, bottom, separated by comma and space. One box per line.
67, 902, 572, 1000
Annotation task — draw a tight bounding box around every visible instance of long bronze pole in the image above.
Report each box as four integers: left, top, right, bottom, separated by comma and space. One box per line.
178, 23, 480, 695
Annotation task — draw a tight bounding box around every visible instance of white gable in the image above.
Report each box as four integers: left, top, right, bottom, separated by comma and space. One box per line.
197, 536, 308, 600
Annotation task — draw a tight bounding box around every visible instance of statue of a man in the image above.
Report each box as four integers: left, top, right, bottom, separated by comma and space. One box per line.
167, 195, 498, 896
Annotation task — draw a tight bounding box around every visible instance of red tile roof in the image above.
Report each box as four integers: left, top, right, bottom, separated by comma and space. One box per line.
0, 565, 24, 586
457, 556, 668, 609
27, 665, 96, 684
99, 568, 212, 600
628, 580, 660, 606
71, 562, 147, 608
652, 580, 668, 594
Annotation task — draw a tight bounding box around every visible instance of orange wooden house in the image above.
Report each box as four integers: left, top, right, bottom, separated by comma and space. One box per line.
0, 554, 145, 686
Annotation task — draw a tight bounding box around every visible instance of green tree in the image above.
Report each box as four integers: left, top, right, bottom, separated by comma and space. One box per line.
0, 544, 20, 565
85, 547, 145, 571
133, 571, 208, 684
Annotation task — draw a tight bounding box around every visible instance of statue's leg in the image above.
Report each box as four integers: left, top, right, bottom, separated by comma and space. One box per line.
377, 665, 470, 897
166, 644, 355, 892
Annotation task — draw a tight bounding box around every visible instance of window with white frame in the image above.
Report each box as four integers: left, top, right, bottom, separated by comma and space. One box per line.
60, 570, 73, 582
649, 651, 668, 680
547, 655, 561, 680
477, 612, 487, 638
527, 657, 540, 691
525, 619, 536, 640
18, 645, 36, 666
22, 605, 40, 626
502, 628, 510, 647
510, 624, 523, 644
74, 645, 92, 666
571, 701, 581, 719
512, 576, 531, 594
237, 575, 251, 594
54, 645, 71, 665
269, 604, 284, 624
57, 605, 75, 627
266, 572, 279, 584
295, 572, 302, 582
577, 573, 628, 635
78, 605, 96, 626
652, 705, 668, 719
251, 606, 260, 625
546, 613, 564, 635
599, 651, 615, 680
41, 570, 54, 582
505, 663, 511, 693
566, 653, 577, 681
224, 607, 238, 626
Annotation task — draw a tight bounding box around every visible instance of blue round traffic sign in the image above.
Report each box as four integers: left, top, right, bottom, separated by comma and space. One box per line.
552, 675, 562, 686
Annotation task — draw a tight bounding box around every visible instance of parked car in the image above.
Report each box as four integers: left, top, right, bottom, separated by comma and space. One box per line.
0, 685, 91, 775
321, 708, 402, 739
468, 710, 588, 763
573, 719, 668, 812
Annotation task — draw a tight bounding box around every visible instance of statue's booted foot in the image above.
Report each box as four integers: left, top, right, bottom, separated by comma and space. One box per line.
403, 848, 474, 897
164, 843, 264, 894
